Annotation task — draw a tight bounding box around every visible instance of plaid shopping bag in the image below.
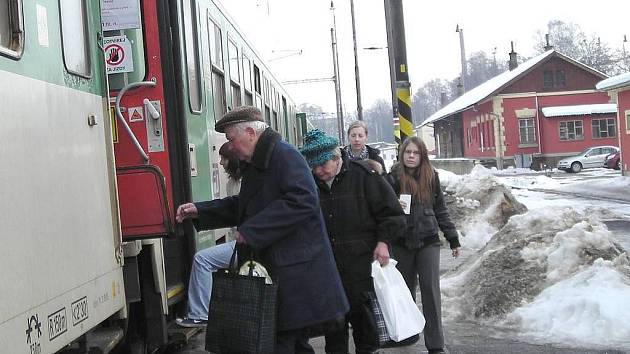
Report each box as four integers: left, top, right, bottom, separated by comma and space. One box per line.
205, 249, 278, 354
364, 291, 390, 347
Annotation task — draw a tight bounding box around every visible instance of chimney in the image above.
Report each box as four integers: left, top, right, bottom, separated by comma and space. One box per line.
456, 78, 464, 97
440, 92, 448, 107
544, 34, 553, 51
508, 41, 518, 71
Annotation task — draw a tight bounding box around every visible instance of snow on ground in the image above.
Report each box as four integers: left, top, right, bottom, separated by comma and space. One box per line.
557, 176, 630, 201
439, 166, 630, 350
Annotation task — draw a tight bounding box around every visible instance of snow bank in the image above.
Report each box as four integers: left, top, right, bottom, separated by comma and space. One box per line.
439, 165, 527, 249
506, 259, 630, 348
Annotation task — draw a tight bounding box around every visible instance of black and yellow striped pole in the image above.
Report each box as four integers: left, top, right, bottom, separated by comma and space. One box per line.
384, 0, 413, 144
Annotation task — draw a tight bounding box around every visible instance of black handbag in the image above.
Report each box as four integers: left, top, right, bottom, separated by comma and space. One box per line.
205, 247, 278, 354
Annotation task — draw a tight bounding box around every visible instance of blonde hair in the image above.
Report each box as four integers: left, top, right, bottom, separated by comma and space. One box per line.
347, 120, 368, 137
396, 137, 434, 205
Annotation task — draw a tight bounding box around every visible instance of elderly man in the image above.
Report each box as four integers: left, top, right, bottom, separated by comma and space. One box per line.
176, 107, 348, 353
299, 130, 406, 354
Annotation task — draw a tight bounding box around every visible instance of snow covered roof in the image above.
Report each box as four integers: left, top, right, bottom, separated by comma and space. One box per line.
421, 50, 607, 127
596, 72, 630, 91
541, 103, 617, 117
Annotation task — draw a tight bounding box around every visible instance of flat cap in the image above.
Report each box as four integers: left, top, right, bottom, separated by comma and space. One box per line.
215, 106, 264, 133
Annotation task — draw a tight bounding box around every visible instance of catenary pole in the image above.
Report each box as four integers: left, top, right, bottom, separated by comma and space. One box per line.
350, 0, 363, 121
384, 0, 413, 144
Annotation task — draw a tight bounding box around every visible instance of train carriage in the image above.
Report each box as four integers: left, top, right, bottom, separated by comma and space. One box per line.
0, 0, 305, 352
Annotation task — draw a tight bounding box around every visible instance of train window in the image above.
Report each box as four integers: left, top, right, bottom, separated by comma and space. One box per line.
228, 39, 239, 83
0, 0, 23, 58
242, 54, 252, 90
59, 0, 90, 77
253, 64, 261, 94
212, 73, 226, 121
208, 18, 223, 70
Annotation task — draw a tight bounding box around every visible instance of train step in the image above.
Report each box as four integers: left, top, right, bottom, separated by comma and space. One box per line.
58, 327, 124, 354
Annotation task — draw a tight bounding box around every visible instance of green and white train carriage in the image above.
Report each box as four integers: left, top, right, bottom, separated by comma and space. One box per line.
1, 1, 124, 353
1, 0, 305, 353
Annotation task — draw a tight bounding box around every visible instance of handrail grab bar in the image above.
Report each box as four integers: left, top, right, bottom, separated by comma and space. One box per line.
114, 80, 157, 163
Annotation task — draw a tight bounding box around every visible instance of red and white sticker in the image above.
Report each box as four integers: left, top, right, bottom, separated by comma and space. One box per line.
104, 35, 134, 74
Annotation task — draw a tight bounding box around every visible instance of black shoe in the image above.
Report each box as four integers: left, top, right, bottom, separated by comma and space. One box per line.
428, 349, 446, 354
176, 317, 207, 328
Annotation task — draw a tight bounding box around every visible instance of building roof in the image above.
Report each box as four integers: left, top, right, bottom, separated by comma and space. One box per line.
421, 50, 608, 127
541, 103, 617, 117
596, 72, 630, 91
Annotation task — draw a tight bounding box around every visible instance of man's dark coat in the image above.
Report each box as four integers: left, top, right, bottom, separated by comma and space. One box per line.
193, 128, 349, 331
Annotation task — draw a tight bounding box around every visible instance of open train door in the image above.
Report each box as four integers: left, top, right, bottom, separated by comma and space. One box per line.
102, 0, 193, 350
103, 1, 176, 241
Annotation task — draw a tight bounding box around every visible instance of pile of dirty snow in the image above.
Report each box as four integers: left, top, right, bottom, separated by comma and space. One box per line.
441, 207, 630, 348
439, 165, 527, 249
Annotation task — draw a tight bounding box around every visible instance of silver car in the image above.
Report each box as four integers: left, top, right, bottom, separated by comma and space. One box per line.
557, 145, 619, 173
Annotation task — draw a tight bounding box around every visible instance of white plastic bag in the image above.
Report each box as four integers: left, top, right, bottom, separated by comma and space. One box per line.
371, 260, 425, 341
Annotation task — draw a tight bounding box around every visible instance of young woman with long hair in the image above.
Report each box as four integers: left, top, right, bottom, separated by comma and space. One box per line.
387, 136, 461, 354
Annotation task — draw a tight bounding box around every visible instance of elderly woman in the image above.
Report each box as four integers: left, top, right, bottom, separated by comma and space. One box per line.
387, 137, 461, 354
344, 120, 387, 173
300, 130, 405, 354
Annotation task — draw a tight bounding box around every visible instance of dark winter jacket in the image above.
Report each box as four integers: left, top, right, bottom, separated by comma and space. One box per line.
344, 144, 387, 173
193, 128, 349, 331
315, 156, 406, 283
387, 163, 460, 250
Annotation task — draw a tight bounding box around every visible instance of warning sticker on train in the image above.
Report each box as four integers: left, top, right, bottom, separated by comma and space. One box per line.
104, 35, 134, 74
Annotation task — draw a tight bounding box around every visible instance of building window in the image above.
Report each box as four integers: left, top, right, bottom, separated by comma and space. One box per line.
543, 69, 566, 89
555, 70, 566, 87
543, 70, 554, 88
591, 117, 616, 138
59, 0, 90, 77
559, 120, 583, 141
626, 110, 630, 134
0, 0, 24, 58
518, 118, 536, 144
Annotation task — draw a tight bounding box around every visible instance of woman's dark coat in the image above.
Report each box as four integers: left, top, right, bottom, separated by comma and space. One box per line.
387, 163, 460, 250
193, 128, 349, 331
315, 156, 406, 283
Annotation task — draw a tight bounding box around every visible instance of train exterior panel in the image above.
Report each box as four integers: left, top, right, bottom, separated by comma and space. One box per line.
1, 0, 304, 352
0, 0, 125, 352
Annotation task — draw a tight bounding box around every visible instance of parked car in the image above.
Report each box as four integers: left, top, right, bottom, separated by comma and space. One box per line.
557, 146, 619, 173
603, 150, 621, 170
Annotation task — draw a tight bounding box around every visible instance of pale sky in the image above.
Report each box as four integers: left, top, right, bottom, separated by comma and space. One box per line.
217, 0, 629, 118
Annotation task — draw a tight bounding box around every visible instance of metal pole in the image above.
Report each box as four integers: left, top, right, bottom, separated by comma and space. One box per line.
330, 2, 344, 144
456, 25, 467, 92
350, 0, 363, 121
384, 0, 412, 144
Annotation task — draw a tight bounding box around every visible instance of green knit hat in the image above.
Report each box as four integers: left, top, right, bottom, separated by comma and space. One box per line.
299, 130, 339, 167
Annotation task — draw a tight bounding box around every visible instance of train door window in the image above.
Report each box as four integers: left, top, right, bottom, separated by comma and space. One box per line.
59, 0, 90, 77
228, 39, 241, 107
0, 0, 23, 58
183, 0, 202, 113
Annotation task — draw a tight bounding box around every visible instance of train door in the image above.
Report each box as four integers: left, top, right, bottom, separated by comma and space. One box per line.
103, 0, 191, 350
